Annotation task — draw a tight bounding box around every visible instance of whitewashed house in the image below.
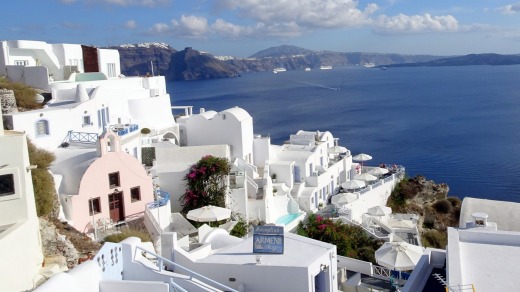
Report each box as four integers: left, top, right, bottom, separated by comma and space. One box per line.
0, 105, 44, 292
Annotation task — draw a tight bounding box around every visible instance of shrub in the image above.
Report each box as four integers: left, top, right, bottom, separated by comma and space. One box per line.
0, 77, 41, 110
421, 230, 447, 249
433, 199, 453, 214
140, 128, 151, 135
230, 219, 249, 238
104, 229, 151, 243
180, 155, 231, 214
447, 196, 462, 208
423, 212, 435, 229
27, 139, 56, 216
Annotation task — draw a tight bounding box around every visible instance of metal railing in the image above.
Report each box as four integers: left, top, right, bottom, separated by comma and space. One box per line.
373, 265, 391, 278
135, 246, 238, 292
68, 130, 98, 143
446, 284, 475, 292
146, 190, 170, 209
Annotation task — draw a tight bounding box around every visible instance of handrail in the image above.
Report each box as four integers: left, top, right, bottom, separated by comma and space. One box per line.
135, 246, 239, 292
446, 284, 475, 292
170, 278, 188, 292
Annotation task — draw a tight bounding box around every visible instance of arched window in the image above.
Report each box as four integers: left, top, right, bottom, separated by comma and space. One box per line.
35, 120, 49, 136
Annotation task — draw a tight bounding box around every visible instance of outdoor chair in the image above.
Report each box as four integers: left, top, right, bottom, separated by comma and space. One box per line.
97, 217, 115, 232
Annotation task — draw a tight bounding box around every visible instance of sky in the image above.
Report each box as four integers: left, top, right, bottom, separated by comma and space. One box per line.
2, 0, 520, 57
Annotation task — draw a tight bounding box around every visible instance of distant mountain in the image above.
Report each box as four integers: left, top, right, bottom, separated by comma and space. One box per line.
109, 43, 444, 80
384, 53, 520, 67
249, 45, 315, 58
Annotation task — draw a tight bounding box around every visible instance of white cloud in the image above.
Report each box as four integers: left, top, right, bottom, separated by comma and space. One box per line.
125, 20, 137, 29
87, 0, 170, 7
497, 3, 520, 15
147, 15, 209, 38
216, 0, 377, 29
374, 13, 459, 34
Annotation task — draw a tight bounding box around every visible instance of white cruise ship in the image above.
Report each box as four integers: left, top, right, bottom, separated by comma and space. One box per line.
363, 62, 375, 68
320, 65, 332, 70
273, 67, 286, 73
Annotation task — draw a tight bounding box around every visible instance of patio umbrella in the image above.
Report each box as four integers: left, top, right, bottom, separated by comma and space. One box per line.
341, 180, 366, 190
328, 145, 348, 154
368, 167, 389, 177
375, 242, 424, 271
187, 205, 232, 222
331, 193, 358, 205
352, 153, 372, 167
367, 205, 392, 216
354, 173, 378, 182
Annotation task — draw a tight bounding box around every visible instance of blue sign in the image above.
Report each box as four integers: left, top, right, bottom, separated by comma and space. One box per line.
253, 226, 284, 254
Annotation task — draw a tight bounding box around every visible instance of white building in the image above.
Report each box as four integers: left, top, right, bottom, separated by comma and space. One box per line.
403, 197, 520, 292
0, 105, 44, 292
0, 40, 120, 90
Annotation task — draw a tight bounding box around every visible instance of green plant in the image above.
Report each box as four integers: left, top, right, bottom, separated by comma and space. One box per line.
103, 229, 152, 243
423, 211, 435, 229
141, 147, 156, 166
27, 139, 56, 216
230, 218, 249, 238
179, 155, 231, 214
0, 77, 41, 110
271, 173, 277, 180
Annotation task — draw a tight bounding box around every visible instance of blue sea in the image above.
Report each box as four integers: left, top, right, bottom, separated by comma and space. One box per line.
167, 66, 520, 202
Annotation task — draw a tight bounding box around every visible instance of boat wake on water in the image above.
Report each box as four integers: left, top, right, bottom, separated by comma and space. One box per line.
297, 81, 340, 91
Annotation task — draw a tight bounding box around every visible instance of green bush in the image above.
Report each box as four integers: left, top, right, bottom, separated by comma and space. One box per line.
423, 212, 435, 229
140, 128, 151, 135
433, 199, 453, 214
230, 219, 249, 238
27, 139, 56, 216
104, 229, 151, 243
421, 229, 447, 249
0, 77, 41, 110
141, 147, 156, 166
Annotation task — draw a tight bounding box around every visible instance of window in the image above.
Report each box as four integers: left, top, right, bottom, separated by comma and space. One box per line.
35, 120, 49, 136
0, 174, 15, 197
89, 197, 101, 215
108, 172, 120, 188
130, 187, 141, 202
83, 115, 92, 126
14, 60, 29, 66
107, 63, 116, 77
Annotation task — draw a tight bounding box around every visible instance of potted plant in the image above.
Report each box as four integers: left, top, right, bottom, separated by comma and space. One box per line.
271, 173, 277, 183
273, 188, 278, 194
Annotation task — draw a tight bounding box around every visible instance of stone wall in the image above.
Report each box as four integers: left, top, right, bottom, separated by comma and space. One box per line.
0, 88, 17, 114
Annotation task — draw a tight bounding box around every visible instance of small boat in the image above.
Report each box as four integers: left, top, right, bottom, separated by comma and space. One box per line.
273, 68, 286, 73
320, 65, 332, 70
363, 63, 375, 68
380, 66, 387, 70
305, 67, 311, 71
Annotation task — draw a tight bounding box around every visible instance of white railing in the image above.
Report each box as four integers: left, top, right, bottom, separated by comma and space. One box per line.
136, 246, 238, 292
373, 265, 391, 278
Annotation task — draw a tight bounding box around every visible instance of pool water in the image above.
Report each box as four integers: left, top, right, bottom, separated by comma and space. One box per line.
276, 212, 305, 225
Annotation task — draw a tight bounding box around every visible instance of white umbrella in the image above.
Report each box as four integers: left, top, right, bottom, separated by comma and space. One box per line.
375, 242, 424, 271
341, 180, 366, 190
187, 205, 232, 222
328, 145, 348, 154
355, 173, 378, 182
352, 153, 372, 167
368, 167, 389, 176
367, 205, 392, 216
331, 193, 358, 205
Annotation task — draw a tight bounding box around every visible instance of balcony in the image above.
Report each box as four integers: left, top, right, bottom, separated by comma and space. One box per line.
110, 124, 139, 137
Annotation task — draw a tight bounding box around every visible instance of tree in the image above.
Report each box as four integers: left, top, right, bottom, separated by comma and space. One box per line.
179, 155, 231, 214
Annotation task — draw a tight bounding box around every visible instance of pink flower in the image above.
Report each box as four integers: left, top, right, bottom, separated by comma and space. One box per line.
316, 215, 323, 222
188, 172, 196, 179
318, 224, 327, 230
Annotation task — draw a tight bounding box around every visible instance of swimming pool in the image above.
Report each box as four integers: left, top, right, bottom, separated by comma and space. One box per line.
276, 212, 305, 225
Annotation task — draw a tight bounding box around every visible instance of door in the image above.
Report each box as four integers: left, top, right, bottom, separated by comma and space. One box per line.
108, 191, 125, 222
294, 166, 300, 182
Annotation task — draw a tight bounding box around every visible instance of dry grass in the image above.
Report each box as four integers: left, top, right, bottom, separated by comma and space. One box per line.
0, 76, 42, 110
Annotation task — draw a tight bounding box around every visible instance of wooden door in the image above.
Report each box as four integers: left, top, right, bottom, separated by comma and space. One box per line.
108, 192, 125, 222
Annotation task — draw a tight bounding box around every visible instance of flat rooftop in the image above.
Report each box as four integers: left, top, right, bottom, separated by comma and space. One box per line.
196, 232, 334, 267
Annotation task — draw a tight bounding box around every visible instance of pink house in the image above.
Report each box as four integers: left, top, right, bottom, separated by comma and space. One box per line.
52, 131, 154, 233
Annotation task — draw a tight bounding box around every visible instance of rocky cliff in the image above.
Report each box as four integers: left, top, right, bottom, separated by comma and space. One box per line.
110, 43, 442, 81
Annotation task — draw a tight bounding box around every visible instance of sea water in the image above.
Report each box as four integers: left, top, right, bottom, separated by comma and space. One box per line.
168, 65, 520, 202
